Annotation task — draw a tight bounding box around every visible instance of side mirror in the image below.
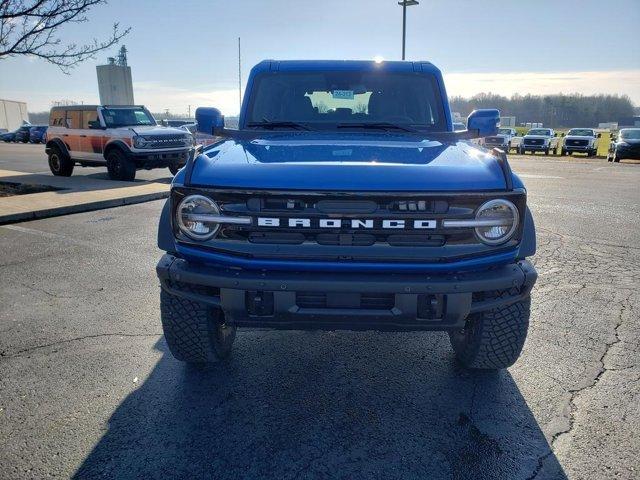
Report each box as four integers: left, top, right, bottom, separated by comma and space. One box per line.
597, 133, 601, 138
554, 133, 558, 137
560, 132, 565, 137
196, 107, 225, 135
466, 109, 499, 137
88, 120, 103, 129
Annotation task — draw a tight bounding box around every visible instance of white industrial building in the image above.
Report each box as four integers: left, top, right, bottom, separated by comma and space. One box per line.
500, 116, 516, 127
96, 46, 134, 105
0, 99, 29, 132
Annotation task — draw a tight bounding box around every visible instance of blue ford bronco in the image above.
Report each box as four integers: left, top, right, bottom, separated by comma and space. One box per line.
156, 60, 537, 370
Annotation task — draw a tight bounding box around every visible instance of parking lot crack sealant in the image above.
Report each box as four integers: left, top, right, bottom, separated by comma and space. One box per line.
0, 332, 162, 360
526, 292, 632, 479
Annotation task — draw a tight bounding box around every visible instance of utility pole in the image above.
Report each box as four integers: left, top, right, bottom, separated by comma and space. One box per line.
238, 37, 242, 112
398, 1, 419, 60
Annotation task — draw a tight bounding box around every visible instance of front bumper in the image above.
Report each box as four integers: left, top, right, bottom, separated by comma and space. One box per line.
522, 144, 550, 151
484, 141, 509, 148
486, 144, 509, 150
130, 149, 190, 168
156, 254, 537, 331
615, 145, 640, 159
564, 144, 593, 152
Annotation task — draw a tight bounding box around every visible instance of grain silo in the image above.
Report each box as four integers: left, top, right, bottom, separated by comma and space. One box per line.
96, 46, 134, 105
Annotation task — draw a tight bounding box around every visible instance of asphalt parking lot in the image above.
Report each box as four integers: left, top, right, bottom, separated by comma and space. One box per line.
0, 142, 172, 181
0, 148, 639, 479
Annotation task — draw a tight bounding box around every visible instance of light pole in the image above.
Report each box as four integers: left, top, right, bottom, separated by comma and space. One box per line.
398, 0, 419, 60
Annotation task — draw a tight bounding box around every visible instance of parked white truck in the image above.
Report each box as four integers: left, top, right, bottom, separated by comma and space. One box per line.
560, 128, 601, 157
483, 127, 517, 152
519, 128, 559, 155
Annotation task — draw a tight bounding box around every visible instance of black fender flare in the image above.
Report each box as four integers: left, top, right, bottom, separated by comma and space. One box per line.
518, 206, 536, 258
157, 198, 176, 253
103, 140, 132, 159
45, 138, 70, 158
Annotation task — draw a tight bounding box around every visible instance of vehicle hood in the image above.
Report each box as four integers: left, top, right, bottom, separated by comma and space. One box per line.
523, 135, 551, 140
618, 138, 640, 145
565, 135, 594, 141
129, 125, 186, 136
188, 133, 510, 191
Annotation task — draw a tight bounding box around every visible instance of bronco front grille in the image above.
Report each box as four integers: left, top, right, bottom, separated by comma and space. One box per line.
144, 135, 188, 149
214, 195, 475, 247
172, 189, 527, 262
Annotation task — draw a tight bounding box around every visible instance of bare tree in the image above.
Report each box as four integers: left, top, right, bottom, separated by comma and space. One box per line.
0, 0, 130, 72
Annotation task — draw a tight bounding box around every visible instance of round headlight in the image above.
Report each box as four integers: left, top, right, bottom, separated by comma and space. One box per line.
176, 195, 220, 240
133, 136, 148, 148
474, 199, 519, 245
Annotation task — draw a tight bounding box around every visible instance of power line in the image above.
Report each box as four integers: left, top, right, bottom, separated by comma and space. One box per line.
238, 37, 242, 113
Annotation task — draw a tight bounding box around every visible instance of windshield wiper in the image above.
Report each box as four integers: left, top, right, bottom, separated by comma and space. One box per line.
336, 122, 419, 133
246, 118, 310, 131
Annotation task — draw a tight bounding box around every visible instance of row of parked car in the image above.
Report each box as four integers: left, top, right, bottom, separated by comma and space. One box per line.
479, 126, 640, 161
481, 127, 603, 156
1, 124, 48, 143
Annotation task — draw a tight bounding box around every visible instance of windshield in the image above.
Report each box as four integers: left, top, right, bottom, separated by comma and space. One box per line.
568, 129, 594, 136
498, 128, 512, 135
620, 129, 640, 140
527, 129, 550, 136
101, 107, 156, 128
246, 71, 446, 131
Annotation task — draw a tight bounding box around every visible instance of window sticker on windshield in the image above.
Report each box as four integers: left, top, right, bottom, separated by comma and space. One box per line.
332, 90, 354, 100
332, 149, 353, 156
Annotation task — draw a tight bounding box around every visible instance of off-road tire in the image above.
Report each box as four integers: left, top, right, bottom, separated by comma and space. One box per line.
160, 284, 236, 364
106, 149, 136, 181
544, 148, 550, 155
449, 289, 530, 369
560, 148, 566, 156
48, 145, 74, 176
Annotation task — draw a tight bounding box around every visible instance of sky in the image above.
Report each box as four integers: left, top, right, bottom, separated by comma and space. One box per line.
1, 0, 639, 115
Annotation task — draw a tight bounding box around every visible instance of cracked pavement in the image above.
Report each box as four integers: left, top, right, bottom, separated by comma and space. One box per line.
0, 156, 639, 479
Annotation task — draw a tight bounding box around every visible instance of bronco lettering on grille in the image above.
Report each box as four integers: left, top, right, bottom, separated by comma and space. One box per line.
256, 218, 437, 229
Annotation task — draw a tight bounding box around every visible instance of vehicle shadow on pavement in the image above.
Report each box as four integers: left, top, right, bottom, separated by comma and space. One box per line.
73, 333, 568, 480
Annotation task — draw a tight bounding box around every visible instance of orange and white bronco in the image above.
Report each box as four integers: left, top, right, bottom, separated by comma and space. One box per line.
45, 105, 193, 181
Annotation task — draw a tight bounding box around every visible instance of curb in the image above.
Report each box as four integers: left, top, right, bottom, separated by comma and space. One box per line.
0, 190, 169, 225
